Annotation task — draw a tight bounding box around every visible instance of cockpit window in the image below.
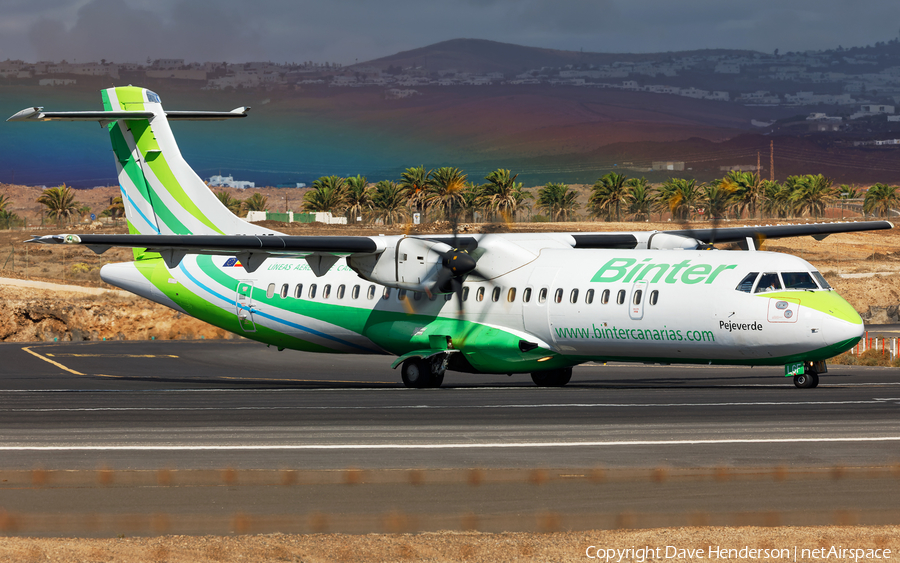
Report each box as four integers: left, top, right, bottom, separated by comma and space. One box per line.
735, 272, 759, 293
782, 272, 818, 290
754, 273, 782, 293
146, 91, 161, 103
811, 271, 832, 290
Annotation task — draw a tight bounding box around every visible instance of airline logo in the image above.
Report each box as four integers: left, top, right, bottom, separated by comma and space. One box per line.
223, 257, 244, 267
591, 258, 737, 285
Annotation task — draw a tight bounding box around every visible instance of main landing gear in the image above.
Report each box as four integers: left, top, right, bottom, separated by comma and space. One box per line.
400, 356, 446, 389
531, 367, 572, 387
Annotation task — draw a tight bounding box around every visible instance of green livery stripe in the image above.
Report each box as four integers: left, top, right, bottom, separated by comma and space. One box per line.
139, 258, 339, 354
128, 119, 224, 235
109, 121, 190, 235
192, 255, 550, 372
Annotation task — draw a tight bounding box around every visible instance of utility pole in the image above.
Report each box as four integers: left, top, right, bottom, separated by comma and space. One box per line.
757, 151, 761, 177
770, 140, 775, 182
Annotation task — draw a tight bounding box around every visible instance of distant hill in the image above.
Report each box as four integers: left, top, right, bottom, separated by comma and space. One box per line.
356, 38, 759, 74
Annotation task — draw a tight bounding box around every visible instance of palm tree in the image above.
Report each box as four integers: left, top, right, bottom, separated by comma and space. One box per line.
760, 180, 792, 219
371, 180, 408, 225
37, 184, 80, 224
655, 178, 702, 221
399, 166, 431, 222
302, 176, 347, 214
480, 169, 523, 222
537, 183, 580, 222
625, 177, 653, 221
588, 172, 629, 221
0, 194, 18, 229
425, 167, 467, 221
101, 196, 125, 220
243, 193, 269, 213
458, 182, 481, 223
0, 194, 9, 215
216, 191, 243, 215
863, 183, 900, 217
700, 181, 734, 220
344, 175, 373, 222
789, 174, 835, 219
720, 171, 760, 219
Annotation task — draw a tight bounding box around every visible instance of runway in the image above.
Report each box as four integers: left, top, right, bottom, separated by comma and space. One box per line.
3, 339, 900, 470
2, 339, 899, 532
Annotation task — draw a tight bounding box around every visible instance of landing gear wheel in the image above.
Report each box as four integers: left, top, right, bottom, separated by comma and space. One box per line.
400, 356, 445, 389
793, 372, 816, 389
401, 358, 432, 389
531, 367, 572, 387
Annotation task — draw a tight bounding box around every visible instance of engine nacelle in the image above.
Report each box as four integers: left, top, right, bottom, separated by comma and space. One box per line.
347, 237, 454, 292
645, 232, 704, 250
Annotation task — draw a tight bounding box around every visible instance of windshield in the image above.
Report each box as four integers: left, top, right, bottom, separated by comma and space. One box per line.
754, 273, 782, 293
782, 272, 818, 290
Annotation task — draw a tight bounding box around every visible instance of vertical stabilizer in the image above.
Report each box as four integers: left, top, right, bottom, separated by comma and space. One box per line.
100, 86, 276, 238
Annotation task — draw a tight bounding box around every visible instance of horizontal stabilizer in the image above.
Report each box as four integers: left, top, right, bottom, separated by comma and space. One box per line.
7, 107, 248, 122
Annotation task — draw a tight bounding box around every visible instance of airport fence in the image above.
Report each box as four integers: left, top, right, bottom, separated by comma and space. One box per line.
1, 465, 899, 536
851, 333, 899, 360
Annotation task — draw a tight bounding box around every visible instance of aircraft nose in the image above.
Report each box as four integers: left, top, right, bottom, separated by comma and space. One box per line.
817, 292, 864, 350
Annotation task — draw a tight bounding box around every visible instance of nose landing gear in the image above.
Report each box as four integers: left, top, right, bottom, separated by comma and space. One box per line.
791, 360, 825, 388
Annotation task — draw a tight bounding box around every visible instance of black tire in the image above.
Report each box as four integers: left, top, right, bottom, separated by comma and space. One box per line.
810, 372, 819, 388
401, 358, 432, 389
428, 371, 445, 388
531, 367, 572, 387
793, 372, 815, 389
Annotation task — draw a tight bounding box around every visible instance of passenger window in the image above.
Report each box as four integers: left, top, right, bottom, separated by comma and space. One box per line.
413, 291, 422, 301
382, 287, 391, 300
463, 287, 470, 301
508, 288, 517, 302
280, 284, 289, 299
308, 284, 317, 299
812, 271, 832, 290
754, 273, 781, 293
429, 293, 437, 301
367, 285, 375, 299
601, 289, 610, 304
554, 288, 563, 303
294, 283, 303, 298
266, 283, 275, 299
570, 289, 579, 303
633, 289, 642, 305
538, 288, 548, 303
323, 284, 331, 299
476, 287, 485, 302
492, 287, 501, 302
445, 293, 453, 301
398, 289, 407, 300
351, 285, 360, 299
735, 272, 759, 293
649, 290, 659, 305
523, 287, 532, 303
782, 272, 818, 290
337, 284, 345, 299
585, 289, 594, 304
616, 290, 626, 305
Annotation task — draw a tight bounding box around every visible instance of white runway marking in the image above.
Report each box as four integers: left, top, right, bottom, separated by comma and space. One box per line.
0, 398, 896, 412
1, 436, 900, 451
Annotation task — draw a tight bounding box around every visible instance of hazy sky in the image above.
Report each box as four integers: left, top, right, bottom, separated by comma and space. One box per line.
2, 0, 900, 65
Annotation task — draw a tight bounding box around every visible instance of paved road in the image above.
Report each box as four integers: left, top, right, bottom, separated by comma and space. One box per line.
2, 339, 898, 531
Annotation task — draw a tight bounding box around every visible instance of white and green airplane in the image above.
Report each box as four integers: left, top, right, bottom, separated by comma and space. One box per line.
10, 86, 894, 388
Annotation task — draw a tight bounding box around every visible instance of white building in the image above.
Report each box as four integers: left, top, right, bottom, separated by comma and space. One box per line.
208, 174, 254, 189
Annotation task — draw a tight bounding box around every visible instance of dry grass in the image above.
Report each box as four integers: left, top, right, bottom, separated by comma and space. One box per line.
0, 527, 897, 562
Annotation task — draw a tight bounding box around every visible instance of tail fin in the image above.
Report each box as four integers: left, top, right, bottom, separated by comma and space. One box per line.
101, 86, 274, 237
8, 86, 275, 238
